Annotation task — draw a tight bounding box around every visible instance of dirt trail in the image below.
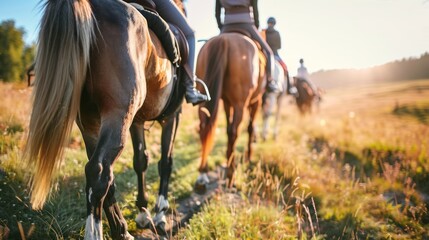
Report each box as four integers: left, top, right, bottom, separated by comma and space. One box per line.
135, 171, 223, 239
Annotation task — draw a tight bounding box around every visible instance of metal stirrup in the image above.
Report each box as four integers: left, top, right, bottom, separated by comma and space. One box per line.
194, 78, 211, 101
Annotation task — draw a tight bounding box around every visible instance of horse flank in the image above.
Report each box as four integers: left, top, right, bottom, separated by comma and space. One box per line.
24, 0, 95, 209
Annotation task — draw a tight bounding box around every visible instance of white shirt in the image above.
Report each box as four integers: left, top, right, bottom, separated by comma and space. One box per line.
297, 65, 309, 80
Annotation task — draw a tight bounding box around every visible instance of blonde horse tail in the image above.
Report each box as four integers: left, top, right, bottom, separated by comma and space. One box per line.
24, 0, 95, 210
198, 37, 228, 162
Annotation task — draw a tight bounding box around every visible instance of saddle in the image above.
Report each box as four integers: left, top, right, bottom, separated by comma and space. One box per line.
221, 27, 264, 55
124, 0, 189, 65
222, 27, 252, 39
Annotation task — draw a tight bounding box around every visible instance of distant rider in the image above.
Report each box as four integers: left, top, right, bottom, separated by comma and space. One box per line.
215, 0, 279, 92
263, 17, 297, 96
296, 58, 321, 100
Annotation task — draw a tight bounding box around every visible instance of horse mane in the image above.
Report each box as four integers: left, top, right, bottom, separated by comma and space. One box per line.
24, 0, 95, 209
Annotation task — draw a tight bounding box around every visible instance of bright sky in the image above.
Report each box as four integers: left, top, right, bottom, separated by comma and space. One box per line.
1, 0, 428, 74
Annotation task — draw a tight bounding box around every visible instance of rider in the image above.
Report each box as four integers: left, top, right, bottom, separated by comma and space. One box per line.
147, 0, 210, 105
263, 16, 297, 96
296, 58, 321, 100
215, 0, 279, 93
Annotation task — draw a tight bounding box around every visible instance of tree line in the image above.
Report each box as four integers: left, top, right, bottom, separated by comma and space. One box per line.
0, 20, 35, 82
311, 53, 429, 89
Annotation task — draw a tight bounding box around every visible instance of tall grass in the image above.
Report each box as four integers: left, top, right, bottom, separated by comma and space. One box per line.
178, 79, 429, 239
1, 80, 429, 239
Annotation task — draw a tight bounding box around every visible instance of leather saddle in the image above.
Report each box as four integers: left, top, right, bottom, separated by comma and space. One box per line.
124, 0, 189, 65
222, 27, 252, 39
221, 27, 263, 51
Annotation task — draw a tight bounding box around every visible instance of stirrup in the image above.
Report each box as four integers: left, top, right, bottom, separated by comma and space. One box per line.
194, 78, 211, 101
267, 81, 280, 93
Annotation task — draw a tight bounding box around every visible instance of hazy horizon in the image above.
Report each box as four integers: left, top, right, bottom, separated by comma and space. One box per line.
1, 0, 428, 74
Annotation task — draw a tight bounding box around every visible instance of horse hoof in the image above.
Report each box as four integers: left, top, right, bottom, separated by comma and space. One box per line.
135, 211, 152, 229
124, 232, 134, 240
194, 182, 207, 195
155, 222, 168, 238
194, 173, 209, 194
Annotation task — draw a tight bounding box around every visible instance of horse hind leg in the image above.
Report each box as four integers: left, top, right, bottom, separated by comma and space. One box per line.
153, 112, 180, 236
273, 95, 282, 140
225, 105, 244, 188
247, 99, 260, 161
130, 123, 152, 230
84, 114, 132, 240
261, 113, 269, 142
195, 106, 217, 194
261, 95, 270, 142
103, 183, 134, 240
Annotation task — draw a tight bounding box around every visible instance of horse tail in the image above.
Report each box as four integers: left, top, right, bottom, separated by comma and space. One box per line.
198, 36, 228, 162
24, 0, 95, 210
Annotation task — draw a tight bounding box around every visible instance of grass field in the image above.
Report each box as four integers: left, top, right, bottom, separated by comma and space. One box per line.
0, 79, 428, 239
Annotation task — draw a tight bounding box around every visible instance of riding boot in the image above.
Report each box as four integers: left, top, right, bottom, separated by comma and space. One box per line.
266, 75, 280, 93
289, 86, 299, 97
183, 65, 210, 106
284, 74, 297, 97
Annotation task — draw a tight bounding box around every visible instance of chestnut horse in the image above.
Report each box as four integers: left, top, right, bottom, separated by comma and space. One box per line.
195, 33, 265, 189
293, 77, 320, 115
24, 0, 186, 239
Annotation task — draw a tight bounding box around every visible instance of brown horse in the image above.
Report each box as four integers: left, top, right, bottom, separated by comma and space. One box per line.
293, 77, 320, 115
24, 0, 186, 239
195, 33, 265, 190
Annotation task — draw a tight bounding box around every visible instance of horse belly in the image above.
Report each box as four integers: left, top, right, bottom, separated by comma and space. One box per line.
135, 79, 174, 121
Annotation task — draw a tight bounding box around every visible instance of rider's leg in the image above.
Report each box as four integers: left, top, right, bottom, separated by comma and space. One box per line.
248, 25, 274, 79
245, 24, 279, 92
275, 56, 288, 75
137, 8, 180, 64
275, 56, 297, 96
155, 0, 209, 105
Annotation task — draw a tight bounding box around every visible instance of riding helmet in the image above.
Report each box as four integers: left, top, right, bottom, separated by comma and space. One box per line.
267, 17, 276, 26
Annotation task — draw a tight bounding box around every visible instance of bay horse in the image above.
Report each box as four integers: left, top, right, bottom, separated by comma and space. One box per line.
195, 32, 265, 190
261, 60, 287, 141
293, 77, 320, 115
24, 0, 187, 239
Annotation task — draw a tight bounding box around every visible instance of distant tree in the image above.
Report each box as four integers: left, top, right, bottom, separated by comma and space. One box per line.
311, 52, 429, 89
0, 20, 30, 82
21, 43, 36, 78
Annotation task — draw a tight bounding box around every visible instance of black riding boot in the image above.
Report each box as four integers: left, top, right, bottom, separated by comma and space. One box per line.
183, 66, 210, 105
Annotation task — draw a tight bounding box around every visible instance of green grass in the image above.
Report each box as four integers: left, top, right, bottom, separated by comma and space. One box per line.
178, 196, 299, 240
178, 79, 429, 239
1, 80, 429, 239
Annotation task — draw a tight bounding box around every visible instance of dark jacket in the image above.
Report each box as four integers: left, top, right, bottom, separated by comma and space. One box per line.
265, 26, 281, 55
